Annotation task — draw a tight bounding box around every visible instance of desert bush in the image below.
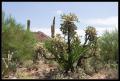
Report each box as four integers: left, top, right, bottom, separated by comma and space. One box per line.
2, 12, 37, 61
2, 12, 37, 76
98, 29, 118, 64
45, 34, 68, 70
33, 42, 45, 63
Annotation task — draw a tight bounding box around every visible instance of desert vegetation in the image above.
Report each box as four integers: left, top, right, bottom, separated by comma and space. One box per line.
2, 11, 118, 79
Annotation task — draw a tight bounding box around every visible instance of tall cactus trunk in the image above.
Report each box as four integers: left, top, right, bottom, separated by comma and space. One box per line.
27, 19, 30, 31
51, 17, 55, 38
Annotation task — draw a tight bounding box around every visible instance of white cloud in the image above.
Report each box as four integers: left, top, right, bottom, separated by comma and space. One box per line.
80, 16, 118, 39
82, 16, 118, 27
76, 29, 85, 38
56, 10, 63, 15
76, 29, 85, 44
96, 26, 118, 36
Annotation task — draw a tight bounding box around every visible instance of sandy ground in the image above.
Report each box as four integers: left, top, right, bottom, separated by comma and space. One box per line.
3, 60, 118, 79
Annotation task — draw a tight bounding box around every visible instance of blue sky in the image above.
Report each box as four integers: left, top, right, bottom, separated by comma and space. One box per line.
2, 2, 118, 43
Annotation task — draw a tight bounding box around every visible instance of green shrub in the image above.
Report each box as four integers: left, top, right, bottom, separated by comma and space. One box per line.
98, 29, 118, 64
45, 35, 68, 70
2, 12, 36, 62
2, 12, 37, 76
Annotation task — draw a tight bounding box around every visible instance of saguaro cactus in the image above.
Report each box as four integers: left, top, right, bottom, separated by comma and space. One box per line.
27, 19, 30, 31
51, 17, 55, 38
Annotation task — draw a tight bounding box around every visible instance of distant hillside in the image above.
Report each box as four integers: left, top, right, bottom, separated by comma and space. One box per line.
32, 31, 50, 42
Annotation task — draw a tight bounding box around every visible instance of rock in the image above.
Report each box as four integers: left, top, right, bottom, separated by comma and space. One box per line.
11, 77, 17, 79
9, 75, 17, 79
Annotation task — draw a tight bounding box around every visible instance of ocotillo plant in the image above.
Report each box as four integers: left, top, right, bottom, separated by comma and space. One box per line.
27, 19, 30, 31
51, 17, 55, 38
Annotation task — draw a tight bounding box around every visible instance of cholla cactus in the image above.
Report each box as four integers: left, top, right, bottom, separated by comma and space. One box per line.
34, 42, 44, 50
2, 51, 16, 77
83, 26, 97, 46
33, 42, 46, 62
51, 34, 67, 53
85, 26, 97, 41
53, 34, 64, 42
